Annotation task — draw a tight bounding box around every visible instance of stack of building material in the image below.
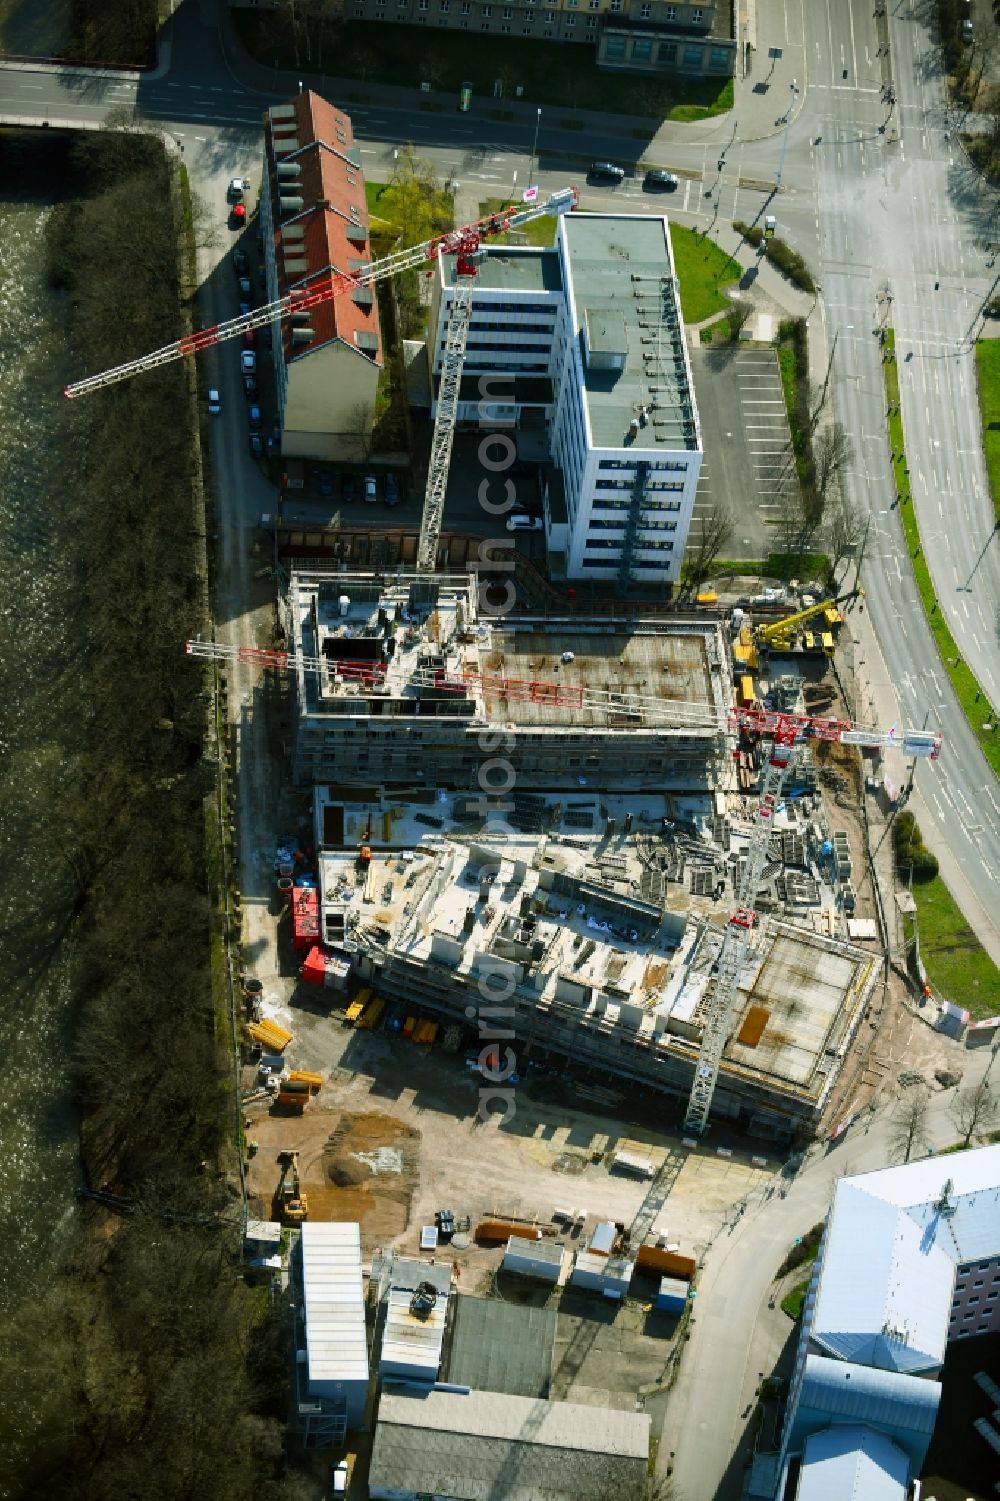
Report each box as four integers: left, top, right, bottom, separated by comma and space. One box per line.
299, 945, 350, 989
292, 887, 320, 952
248, 1018, 293, 1052
635, 1245, 696, 1280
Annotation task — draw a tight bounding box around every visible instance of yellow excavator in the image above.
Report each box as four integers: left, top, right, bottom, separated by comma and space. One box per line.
273, 1149, 309, 1224
733, 588, 861, 672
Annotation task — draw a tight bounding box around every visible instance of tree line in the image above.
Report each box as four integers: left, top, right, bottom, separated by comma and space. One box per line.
0, 130, 302, 1501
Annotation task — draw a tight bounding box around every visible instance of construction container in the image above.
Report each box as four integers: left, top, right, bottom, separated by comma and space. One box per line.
475, 1220, 540, 1245
570, 1251, 634, 1296
611, 1149, 655, 1179
635, 1244, 696, 1281
291, 887, 320, 953
589, 1221, 617, 1257
656, 1276, 689, 1314
502, 1235, 565, 1284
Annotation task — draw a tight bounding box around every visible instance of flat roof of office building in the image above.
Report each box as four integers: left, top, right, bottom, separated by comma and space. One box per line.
440, 246, 563, 295
559, 213, 700, 453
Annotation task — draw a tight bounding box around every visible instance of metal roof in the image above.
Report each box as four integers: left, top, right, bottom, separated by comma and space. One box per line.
503, 1235, 566, 1268
446, 1295, 556, 1398
812, 1181, 953, 1372
299, 1222, 369, 1392
794, 1357, 940, 1436
853, 1142, 1000, 1266
370, 1388, 649, 1501
796, 1424, 910, 1501
378, 1286, 446, 1380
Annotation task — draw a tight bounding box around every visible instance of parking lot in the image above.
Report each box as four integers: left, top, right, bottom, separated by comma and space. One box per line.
688, 346, 796, 560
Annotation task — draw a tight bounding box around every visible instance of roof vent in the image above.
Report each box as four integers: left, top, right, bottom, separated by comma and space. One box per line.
276, 161, 301, 179
291, 326, 315, 344
279, 195, 305, 215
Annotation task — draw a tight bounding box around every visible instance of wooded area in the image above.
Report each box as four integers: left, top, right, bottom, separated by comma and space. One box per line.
0, 132, 299, 1501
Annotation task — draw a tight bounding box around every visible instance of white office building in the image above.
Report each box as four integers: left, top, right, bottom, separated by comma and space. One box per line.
429, 212, 702, 588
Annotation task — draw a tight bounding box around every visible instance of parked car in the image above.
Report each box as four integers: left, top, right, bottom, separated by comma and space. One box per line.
243, 328, 257, 349
227, 176, 250, 203
506, 513, 543, 532
242, 374, 258, 398
962, 18, 973, 42
364, 474, 379, 503
238, 276, 252, 298
241, 350, 256, 375
314, 470, 334, 498
330, 1461, 349, 1497
230, 202, 246, 228
248, 404, 263, 432
384, 473, 401, 506
233, 248, 248, 275
207, 388, 221, 415
341, 474, 358, 503
589, 161, 625, 182
249, 432, 264, 460
644, 169, 679, 191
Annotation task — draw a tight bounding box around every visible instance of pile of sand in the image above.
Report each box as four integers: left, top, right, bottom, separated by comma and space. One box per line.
328, 1155, 372, 1187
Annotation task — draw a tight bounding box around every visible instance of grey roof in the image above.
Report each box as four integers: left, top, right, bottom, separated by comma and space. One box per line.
504, 1235, 566, 1265
787, 1355, 940, 1469
559, 213, 699, 452
442, 247, 563, 295
447, 1295, 556, 1398
796, 1425, 910, 1501
386, 1256, 453, 1296
370, 1388, 649, 1501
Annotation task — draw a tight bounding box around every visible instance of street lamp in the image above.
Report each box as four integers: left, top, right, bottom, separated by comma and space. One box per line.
529, 107, 542, 194
775, 79, 799, 191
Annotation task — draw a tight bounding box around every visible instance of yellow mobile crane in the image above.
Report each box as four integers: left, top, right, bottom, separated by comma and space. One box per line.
733, 588, 861, 672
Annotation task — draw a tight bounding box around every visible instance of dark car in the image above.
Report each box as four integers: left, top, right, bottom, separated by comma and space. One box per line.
384, 473, 401, 506
589, 161, 625, 182
341, 474, 358, 503
233, 248, 248, 275
249, 432, 264, 460
315, 470, 335, 498
643, 169, 679, 191
242, 374, 258, 398
243, 328, 257, 349
248, 404, 263, 432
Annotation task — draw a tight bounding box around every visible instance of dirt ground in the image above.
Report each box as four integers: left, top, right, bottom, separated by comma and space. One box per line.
246, 1106, 420, 1251
243, 1015, 776, 1279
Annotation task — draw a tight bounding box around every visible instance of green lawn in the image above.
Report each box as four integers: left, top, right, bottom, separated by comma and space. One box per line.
231, 11, 733, 121
883, 328, 1000, 778
478, 198, 557, 247
910, 875, 1000, 1018
781, 1279, 810, 1320
974, 338, 1000, 525
668, 223, 740, 325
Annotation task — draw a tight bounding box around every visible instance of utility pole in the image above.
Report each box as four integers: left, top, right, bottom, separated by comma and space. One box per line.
775, 79, 799, 191
529, 107, 541, 193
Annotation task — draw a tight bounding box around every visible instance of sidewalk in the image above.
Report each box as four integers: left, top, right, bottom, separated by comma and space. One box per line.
211, 0, 800, 154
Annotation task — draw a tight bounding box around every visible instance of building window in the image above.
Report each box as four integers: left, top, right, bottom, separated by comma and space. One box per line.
501, 20, 511, 28
545, 10, 554, 19
665, 3, 675, 15
440, 0, 449, 8
605, 32, 625, 54
684, 43, 703, 65
568, 0, 579, 6
632, 37, 652, 58
566, 13, 576, 22
609, 0, 622, 10
586, 13, 597, 23
658, 40, 677, 61
589, 0, 600, 7
692, 6, 703, 20
482, 4, 491, 13
710, 44, 730, 67
461, 1, 470, 10
640, 2, 651, 14
419, 0, 428, 8
503, 3, 512, 12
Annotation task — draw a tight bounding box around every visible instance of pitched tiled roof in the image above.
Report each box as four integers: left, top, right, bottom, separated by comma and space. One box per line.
265, 91, 382, 372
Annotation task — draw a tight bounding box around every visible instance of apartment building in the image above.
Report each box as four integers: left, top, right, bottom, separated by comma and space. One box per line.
287, 570, 731, 788
429, 213, 702, 586
259, 91, 382, 461
323, 0, 736, 77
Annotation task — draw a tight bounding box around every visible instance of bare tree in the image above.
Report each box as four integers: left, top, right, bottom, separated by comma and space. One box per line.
726, 300, 753, 342
888, 1085, 930, 1164
827, 491, 866, 581
814, 422, 854, 503
347, 400, 375, 462
950, 1078, 999, 1147
680, 500, 733, 596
